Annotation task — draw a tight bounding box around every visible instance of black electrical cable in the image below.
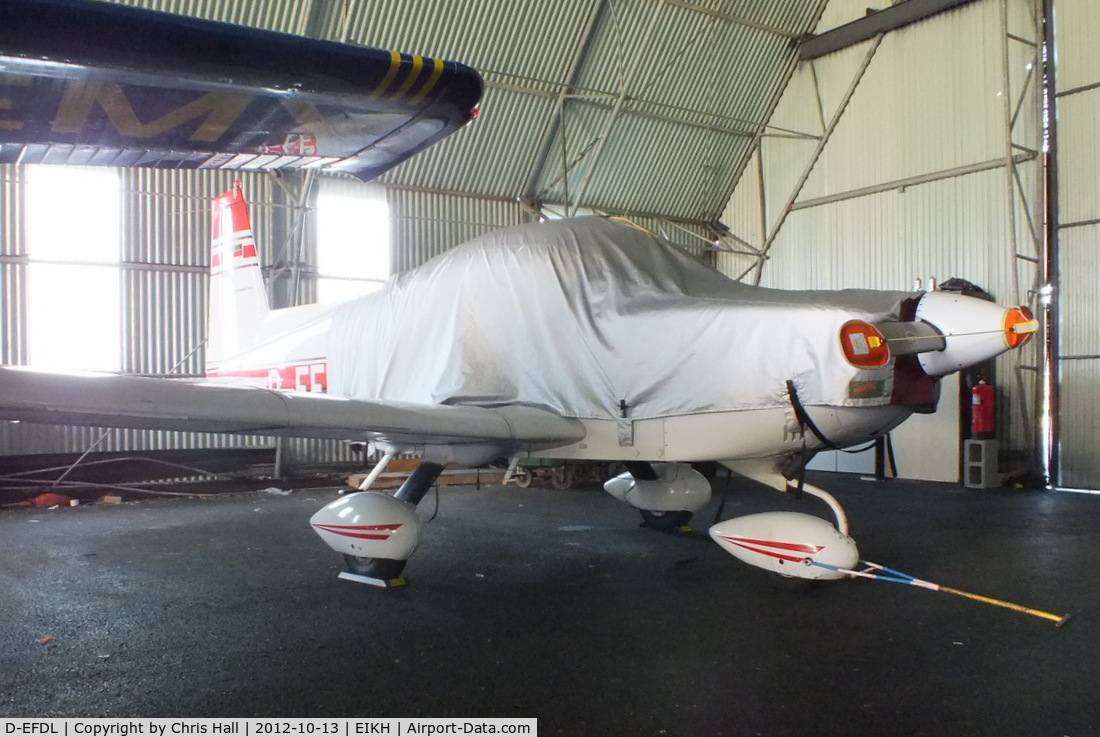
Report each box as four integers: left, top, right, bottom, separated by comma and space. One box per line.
786, 380, 878, 455
426, 483, 440, 523
711, 467, 733, 525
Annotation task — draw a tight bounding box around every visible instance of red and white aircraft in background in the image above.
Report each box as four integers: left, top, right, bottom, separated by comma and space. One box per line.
0, 182, 1037, 585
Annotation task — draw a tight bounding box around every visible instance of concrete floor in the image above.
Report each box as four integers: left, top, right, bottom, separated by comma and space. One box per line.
1, 473, 1097, 735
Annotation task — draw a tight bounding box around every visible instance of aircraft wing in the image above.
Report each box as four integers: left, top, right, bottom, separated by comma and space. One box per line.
0, 367, 585, 458
0, 0, 482, 180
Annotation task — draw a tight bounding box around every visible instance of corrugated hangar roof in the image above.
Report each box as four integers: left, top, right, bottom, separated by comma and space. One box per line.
110, 0, 829, 226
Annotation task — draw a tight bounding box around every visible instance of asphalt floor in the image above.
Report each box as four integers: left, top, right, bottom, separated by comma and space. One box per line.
1, 472, 1097, 736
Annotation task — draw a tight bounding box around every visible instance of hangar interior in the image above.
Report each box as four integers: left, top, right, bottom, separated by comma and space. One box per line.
0, 0, 1096, 492
5, 1, 1100, 732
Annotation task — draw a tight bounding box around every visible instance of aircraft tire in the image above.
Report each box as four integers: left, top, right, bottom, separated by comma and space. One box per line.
766, 571, 819, 593
551, 466, 575, 490
639, 509, 692, 531
344, 554, 407, 581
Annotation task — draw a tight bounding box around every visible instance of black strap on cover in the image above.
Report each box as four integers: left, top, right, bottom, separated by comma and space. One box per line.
785, 380, 877, 455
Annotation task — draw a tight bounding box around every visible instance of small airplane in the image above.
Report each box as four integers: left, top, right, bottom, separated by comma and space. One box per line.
0, 0, 482, 177
0, 180, 1038, 586
0, 0, 1039, 588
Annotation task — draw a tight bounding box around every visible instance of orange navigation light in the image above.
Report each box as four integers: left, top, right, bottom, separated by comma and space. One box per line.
1003, 306, 1038, 349
840, 321, 890, 369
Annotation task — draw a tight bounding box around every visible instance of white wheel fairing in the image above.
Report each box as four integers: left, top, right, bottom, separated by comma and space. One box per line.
602, 462, 712, 513
310, 491, 421, 561
709, 512, 859, 580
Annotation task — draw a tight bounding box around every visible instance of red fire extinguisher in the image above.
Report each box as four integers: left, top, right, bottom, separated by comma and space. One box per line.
971, 379, 995, 437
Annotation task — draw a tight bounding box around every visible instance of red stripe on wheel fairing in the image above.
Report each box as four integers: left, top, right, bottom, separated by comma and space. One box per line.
717, 535, 823, 563
312, 523, 402, 541
719, 536, 823, 555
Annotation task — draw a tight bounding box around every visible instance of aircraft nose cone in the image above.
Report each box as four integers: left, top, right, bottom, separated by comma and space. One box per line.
913, 291, 1036, 376
1004, 305, 1038, 349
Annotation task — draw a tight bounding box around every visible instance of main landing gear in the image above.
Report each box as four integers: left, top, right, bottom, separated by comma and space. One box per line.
708, 461, 858, 585
602, 461, 712, 531
313, 456, 857, 590
639, 509, 695, 531
311, 461, 444, 587
603, 458, 859, 587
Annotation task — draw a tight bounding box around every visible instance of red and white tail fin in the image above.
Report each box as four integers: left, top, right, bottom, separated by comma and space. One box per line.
207, 180, 270, 372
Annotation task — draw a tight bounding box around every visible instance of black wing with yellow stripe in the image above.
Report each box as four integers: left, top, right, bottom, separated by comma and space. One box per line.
0, 0, 483, 180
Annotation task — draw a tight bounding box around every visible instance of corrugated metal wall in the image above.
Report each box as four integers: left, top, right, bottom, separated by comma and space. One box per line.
545, 0, 803, 221
77, 0, 835, 232
1052, 0, 1100, 489
121, 169, 266, 376
5, 0, 1073, 481
0, 165, 359, 467
387, 187, 715, 274
388, 189, 533, 272
7, 166, 715, 467
332, 0, 828, 221
113, 0, 313, 34
717, 0, 1044, 457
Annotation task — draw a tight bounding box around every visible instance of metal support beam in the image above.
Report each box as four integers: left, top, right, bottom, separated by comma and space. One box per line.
266, 171, 316, 308
567, 0, 666, 216
521, 0, 606, 202
993, 0, 1047, 475
789, 153, 1036, 211
533, 200, 712, 230
298, 0, 338, 39
999, 0, 1022, 304
799, 0, 979, 61
1039, 0, 1058, 488
663, 0, 800, 40
754, 34, 884, 283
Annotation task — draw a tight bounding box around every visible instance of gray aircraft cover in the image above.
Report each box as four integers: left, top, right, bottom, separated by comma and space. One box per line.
327, 217, 913, 421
